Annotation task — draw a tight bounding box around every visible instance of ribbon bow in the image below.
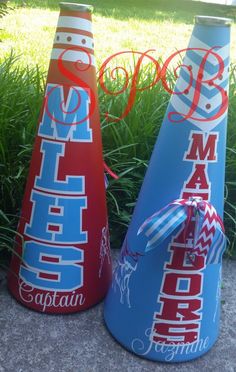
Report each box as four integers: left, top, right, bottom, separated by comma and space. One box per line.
138, 197, 226, 264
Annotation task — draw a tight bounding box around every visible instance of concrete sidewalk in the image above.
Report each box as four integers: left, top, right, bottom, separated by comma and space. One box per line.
0, 254, 236, 372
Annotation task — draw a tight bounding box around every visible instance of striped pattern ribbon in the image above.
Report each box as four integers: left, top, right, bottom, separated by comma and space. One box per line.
138, 198, 226, 264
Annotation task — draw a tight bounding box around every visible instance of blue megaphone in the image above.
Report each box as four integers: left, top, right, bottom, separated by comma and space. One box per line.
104, 15, 232, 362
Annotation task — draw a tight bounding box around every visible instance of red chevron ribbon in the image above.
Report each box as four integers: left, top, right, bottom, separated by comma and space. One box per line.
175, 198, 225, 259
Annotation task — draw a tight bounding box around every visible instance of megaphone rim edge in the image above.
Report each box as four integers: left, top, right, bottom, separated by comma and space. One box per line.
59, 2, 93, 13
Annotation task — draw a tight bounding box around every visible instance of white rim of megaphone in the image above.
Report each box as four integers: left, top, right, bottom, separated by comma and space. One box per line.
59, 2, 93, 13
195, 15, 233, 26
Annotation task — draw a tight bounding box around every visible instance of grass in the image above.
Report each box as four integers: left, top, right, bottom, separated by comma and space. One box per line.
0, 54, 44, 263
225, 67, 236, 257
2, 0, 236, 68
100, 61, 170, 248
0, 0, 236, 261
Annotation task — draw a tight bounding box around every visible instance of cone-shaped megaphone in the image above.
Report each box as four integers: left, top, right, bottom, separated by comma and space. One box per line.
8, 2, 112, 313
104, 15, 232, 362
